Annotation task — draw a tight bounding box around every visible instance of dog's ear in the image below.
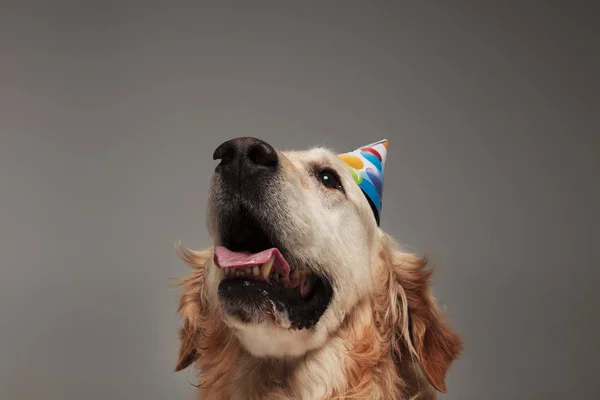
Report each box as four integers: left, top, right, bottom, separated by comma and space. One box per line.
174, 245, 213, 372
406, 279, 462, 392
380, 235, 462, 393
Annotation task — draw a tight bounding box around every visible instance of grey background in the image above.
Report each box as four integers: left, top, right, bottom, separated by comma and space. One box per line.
1, 1, 598, 399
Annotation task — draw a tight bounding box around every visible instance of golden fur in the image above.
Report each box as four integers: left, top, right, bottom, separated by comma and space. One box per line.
175, 236, 461, 399
175, 144, 462, 399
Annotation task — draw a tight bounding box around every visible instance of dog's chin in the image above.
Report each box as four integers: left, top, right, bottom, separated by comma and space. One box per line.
223, 313, 330, 358
217, 272, 334, 358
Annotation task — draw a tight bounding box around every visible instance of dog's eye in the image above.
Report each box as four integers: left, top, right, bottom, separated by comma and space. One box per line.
318, 170, 343, 191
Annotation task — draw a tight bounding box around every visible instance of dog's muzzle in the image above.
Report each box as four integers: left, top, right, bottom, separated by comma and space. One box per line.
209, 137, 334, 330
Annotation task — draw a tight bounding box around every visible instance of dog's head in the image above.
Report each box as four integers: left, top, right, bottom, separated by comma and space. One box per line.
176, 137, 461, 394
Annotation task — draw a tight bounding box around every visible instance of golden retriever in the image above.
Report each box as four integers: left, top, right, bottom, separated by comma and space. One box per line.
175, 137, 462, 399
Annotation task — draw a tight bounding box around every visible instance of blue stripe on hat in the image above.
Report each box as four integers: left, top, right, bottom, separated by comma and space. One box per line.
359, 179, 381, 216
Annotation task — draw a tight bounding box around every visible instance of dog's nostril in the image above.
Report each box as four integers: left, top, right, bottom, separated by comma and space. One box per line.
213, 142, 236, 165
248, 143, 278, 167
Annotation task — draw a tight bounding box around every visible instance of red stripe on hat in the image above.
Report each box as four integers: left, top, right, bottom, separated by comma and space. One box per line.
360, 147, 382, 161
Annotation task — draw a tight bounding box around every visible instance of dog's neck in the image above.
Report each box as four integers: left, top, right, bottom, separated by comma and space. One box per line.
195, 300, 433, 400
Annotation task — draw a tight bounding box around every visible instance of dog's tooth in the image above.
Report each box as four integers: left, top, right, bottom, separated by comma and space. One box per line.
261, 256, 274, 282
252, 266, 260, 276
272, 274, 279, 282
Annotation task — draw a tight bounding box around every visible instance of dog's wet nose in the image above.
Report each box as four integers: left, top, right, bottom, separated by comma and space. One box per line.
213, 137, 279, 189
213, 137, 278, 168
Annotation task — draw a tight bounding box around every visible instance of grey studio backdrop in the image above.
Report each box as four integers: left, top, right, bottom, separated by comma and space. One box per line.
1, 1, 598, 399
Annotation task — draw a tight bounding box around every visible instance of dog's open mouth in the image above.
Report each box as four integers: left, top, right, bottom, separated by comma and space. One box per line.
215, 210, 332, 330
215, 246, 317, 299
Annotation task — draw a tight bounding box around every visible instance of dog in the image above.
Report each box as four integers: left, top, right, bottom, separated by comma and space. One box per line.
175, 137, 462, 399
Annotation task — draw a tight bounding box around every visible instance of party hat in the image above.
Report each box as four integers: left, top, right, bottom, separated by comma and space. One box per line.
338, 139, 388, 225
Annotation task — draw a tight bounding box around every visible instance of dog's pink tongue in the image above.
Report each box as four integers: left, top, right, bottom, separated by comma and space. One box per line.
214, 246, 290, 275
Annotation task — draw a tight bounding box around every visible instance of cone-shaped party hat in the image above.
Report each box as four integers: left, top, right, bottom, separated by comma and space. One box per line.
338, 139, 388, 225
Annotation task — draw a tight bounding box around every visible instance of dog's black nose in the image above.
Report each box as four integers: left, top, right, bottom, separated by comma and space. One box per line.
213, 137, 278, 168
213, 138, 279, 189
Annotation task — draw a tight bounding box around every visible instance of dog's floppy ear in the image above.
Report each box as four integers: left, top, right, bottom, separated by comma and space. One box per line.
174, 245, 213, 372
406, 278, 462, 392
380, 235, 462, 393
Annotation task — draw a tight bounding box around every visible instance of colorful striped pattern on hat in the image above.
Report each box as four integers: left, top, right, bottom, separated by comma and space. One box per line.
338, 139, 388, 225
